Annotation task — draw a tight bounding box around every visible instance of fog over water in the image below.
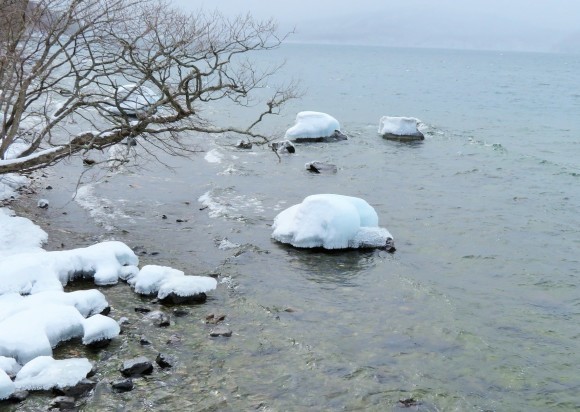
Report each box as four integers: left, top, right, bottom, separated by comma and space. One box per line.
171, 0, 580, 53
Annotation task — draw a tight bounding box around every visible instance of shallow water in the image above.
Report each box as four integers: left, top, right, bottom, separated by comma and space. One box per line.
18, 45, 580, 411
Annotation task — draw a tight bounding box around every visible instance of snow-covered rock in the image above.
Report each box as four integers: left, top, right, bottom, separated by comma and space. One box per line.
14, 356, 92, 392
271, 140, 295, 154
378, 116, 424, 141
272, 194, 395, 250
0, 241, 139, 294
128, 265, 217, 304
0, 174, 28, 201
109, 84, 159, 117
285, 111, 346, 142
0, 369, 15, 400
0, 208, 47, 258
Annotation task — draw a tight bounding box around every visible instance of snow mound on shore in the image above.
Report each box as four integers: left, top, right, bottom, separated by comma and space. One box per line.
14, 356, 92, 391
0, 241, 139, 294
0, 208, 47, 258
272, 194, 394, 250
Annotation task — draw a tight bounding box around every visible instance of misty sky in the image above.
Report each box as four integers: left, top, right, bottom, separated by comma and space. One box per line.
171, 1, 580, 53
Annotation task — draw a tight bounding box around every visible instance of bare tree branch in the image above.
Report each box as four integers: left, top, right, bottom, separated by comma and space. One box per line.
0, 0, 298, 175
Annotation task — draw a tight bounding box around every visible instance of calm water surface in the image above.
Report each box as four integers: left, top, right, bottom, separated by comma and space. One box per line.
29, 44, 580, 411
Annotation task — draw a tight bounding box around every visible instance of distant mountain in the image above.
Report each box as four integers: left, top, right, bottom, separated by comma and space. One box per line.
288, 7, 576, 53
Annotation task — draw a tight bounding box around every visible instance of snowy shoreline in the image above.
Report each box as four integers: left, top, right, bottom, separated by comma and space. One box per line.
0, 182, 219, 404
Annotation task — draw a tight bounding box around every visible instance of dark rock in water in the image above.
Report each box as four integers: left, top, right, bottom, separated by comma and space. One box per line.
111, 378, 134, 393
159, 292, 207, 305
205, 313, 226, 324
134, 306, 151, 313
271, 140, 295, 154
99, 306, 111, 316
172, 308, 189, 317
7, 390, 29, 403
385, 238, 396, 253
120, 356, 154, 377
155, 353, 175, 369
49, 396, 76, 410
305, 161, 338, 174
292, 129, 348, 143
86, 338, 112, 349
145, 310, 171, 327
382, 131, 424, 141
37, 199, 49, 209
209, 326, 233, 337
398, 398, 420, 407
53, 379, 97, 397
236, 140, 253, 149
139, 336, 152, 346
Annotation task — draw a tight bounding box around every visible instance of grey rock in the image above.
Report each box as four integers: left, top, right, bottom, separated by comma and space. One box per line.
7, 390, 28, 403
305, 161, 338, 174
155, 353, 175, 369
210, 326, 233, 337
53, 379, 96, 398
111, 378, 134, 393
381, 131, 424, 141
120, 356, 153, 377
49, 396, 76, 410
145, 310, 171, 327
271, 140, 295, 154
236, 140, 252, 149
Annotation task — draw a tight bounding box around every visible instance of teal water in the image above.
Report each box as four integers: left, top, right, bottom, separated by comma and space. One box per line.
36, 44, 580, 411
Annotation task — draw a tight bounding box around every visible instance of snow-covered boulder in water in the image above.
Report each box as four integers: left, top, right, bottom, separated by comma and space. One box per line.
285, 111, 347, 143
271, 194, 395, 250
378, 116, 424, 141
109, 84, 160, 117
128, 265, 217, 304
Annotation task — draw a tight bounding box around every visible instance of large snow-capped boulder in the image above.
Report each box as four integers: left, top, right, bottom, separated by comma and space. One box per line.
378, 116, 424, 141
108, 84, 160, 117
271, 194, 395, 250
14, 356, 92, 392
285, 111, 347, 143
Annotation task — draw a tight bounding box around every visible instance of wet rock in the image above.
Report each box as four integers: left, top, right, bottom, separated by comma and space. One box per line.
139, 336, 152, 346
118, 317, 130, 326
120, 356, 154, 377
398, 398, 419, 408
172, 308, 189, 317
111, 378, 134, 393
236, 140, 253, 149
37, 198, 49, 208
271, 140, 295, 154
134, 307, 151, 313
7, 390, 29, 403
46, 185, 53, 190
155, 353, 175, 369
205, 313, 226, 324
54, 379, 96, 397
99, 306, 111, 316
292, 129, 348, 143
145, 310, 171, 327
82, 158, 96, 165
86, 338, 112, 349
132, 246, 149, 256
305, 161, 338, 174
49, 396, 76, 410
210, 326, 233, 337
166, 334, 182, 345
159, 292, 207, 305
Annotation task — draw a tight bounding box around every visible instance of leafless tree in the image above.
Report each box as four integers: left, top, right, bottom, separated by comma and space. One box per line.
0, 0, 297, 175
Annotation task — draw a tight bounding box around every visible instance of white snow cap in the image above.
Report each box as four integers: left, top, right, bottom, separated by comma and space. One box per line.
14, 356, 92, 391
0, 369, 15, 400
0, 174, 28, 201
0, 208, 48, 258
129, 265, 217, 299
285, 111, 340, 139
0, 240, 139, 295
378, 116, 423, 137
272, 194, 393, 249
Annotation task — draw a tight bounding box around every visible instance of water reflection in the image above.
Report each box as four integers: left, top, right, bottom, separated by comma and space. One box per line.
278, 244, 381, 286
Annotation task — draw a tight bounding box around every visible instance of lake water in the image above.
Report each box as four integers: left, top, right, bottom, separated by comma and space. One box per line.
29, 44, 580, 411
